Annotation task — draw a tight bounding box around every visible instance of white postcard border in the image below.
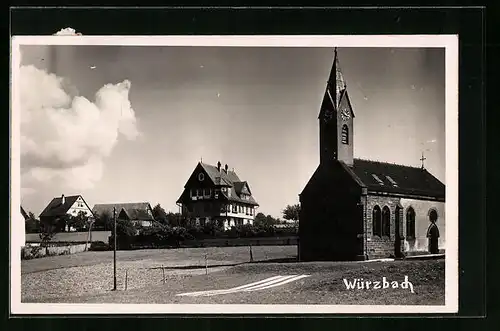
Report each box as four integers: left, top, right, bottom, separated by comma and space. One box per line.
10, 35, 459, 315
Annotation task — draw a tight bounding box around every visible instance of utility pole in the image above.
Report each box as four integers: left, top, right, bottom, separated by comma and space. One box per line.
113, 207, 117, 291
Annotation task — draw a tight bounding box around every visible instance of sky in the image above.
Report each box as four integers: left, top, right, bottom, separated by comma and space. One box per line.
18, 45, 446, 219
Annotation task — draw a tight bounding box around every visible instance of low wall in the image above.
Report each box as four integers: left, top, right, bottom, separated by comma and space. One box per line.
21, 243, 88, 260
25, 231, 111, 244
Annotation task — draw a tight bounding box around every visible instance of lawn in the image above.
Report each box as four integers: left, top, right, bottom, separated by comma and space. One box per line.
20, 245, 445, 306
21, 245, 297, 302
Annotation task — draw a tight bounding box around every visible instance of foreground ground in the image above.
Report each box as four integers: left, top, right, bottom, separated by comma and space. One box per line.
21, 246, 445, 305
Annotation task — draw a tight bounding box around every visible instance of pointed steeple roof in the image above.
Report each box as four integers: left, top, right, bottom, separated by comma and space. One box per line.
327, 47, 347, 108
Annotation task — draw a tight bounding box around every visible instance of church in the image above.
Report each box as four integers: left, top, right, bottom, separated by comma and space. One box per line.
299, 49, 446, 261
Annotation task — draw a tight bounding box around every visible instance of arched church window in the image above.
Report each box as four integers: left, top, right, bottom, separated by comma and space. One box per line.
341, 124, 349, 144
406, 207, 416, 239
429, 209, 438, 223
382, 206, 391, 237
372, 205, 381, 237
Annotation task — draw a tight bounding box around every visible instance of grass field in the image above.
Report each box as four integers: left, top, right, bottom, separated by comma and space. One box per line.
20, 245, 445, 305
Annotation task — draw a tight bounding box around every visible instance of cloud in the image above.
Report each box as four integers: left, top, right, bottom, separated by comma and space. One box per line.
19, 64, 139, 192
54, 28, 81, 36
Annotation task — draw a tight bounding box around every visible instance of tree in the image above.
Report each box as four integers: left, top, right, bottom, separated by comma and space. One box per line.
25, 211, 39, 233
152, 204, 168, 224
165, 212, 183, 227
254, 213, 279, 227
94, 211, 112, 230
67, 211, 89, 232
282, 204, 300, 224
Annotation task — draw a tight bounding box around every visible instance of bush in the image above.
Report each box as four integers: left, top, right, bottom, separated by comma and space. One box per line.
89, 241, 110, 251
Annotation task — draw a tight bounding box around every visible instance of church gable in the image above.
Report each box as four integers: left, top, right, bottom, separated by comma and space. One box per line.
300, 161, 364, 200
338, 89, 355, 119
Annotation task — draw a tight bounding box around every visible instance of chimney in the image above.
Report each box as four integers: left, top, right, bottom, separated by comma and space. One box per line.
61, 194, 65, 205
217, 161, 221, 172
224, 164, 228, 173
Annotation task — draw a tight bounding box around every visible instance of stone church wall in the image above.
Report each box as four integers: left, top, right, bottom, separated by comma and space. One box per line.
399, 198, 446, 253
365, 195, 400, 259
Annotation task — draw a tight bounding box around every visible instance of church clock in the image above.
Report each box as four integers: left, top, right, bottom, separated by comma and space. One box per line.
340, 105, 351, 121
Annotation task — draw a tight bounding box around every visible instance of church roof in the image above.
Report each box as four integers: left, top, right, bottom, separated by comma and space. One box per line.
348, 159, 445, 200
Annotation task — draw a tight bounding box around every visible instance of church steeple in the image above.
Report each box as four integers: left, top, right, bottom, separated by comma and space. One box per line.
318, 48, 354, 167
327, 47, 347, 108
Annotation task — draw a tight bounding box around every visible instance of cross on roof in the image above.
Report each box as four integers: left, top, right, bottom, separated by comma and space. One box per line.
420, 152, 427, 169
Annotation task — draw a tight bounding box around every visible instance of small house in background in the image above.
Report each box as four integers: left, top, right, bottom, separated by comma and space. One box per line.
176, 161, 259, 230
39, 194, 94, 232
92, 202, 155, 227
20, 205, 29, 245
21, 206, 29, 221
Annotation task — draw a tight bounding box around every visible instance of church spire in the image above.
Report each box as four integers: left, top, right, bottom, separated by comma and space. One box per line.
327, 47, 347, 108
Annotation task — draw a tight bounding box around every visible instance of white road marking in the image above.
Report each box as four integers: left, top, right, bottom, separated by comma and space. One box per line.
177, 275, 310, 297
245, 275, 310, 292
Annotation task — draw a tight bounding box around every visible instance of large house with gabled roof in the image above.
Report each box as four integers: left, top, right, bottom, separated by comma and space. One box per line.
176, 161, 259, 230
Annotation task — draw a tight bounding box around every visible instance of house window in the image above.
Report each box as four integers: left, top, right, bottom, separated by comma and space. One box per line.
382, 206, 391, 237
372, 206, 382, 237
232, 204, 237, 213
341, 124, 349, 144
406, 207, 416, 239
204, 188, 211, 197
429, 209, 438, 223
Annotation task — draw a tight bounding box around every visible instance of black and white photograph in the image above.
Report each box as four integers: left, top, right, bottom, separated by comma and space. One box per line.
10, 34, 458, 314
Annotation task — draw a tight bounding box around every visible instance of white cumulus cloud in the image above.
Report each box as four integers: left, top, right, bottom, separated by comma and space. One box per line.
20, 64, 139, 193
54, 28, 80, 36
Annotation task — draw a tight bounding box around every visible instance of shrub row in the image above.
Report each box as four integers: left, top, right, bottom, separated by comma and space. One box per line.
110, 223, 298, 249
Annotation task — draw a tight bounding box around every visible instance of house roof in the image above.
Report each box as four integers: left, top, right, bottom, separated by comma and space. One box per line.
347, 159, 445, 199
199, 162, 240, 186
39, 195, 81, 218
92, 202, 154, 221
21, 206, 29, 220
177, 162, 259, 206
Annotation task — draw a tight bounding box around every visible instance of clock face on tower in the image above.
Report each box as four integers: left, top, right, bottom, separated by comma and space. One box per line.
340, 105, 351, 121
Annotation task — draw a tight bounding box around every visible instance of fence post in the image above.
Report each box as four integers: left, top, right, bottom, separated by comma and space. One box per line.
205, 253, 208, 275
162, 265, 165, 284
249, 245, 254, 262
125, 269, 128, 290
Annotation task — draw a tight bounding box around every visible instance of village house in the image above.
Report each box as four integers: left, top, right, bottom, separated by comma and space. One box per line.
92, 202, 155, 228
39, 194, 94, 232
176, 161, 259, 230
299, 48, 446, 261
21, 206, 29, 221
